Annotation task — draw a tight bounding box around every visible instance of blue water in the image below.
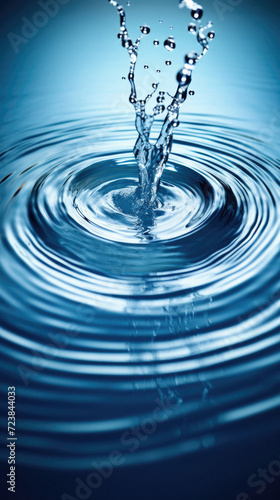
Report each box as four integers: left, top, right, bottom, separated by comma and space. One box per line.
0, 1, 280, 500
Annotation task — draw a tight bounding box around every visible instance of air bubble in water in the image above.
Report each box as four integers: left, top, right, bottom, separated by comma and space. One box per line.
164, 36, 176, 52
156, 69, 161, 73
159, 19, 163, 23
127, 1, 131, 5
144, 65, 149, 69
140, 25, 150, 35
189, 90, 195, 95
153, 39, 159, 46
157, 96, 165, 103
188, 22, 196, 33
191, 6, 203, 20
165, 60, 172, 66
152, 83, 158, 89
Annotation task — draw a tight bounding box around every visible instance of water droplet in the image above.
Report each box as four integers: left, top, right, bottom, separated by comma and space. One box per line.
207, 30, 215, 40
140, 25, 150, 35
191, 6, 203, 20
188, 22, 196, 33
189, 90, 195, 95
177, 69, 191, 84
144, 65, 149, 69
164, 36, 176, 52
197, 32, 207, 48
185, 51, 198, 65
165, 60, 172, 66
153, 39, 159, 46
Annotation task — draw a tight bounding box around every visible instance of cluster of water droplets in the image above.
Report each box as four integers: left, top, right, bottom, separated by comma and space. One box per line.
108, 0, 215, 204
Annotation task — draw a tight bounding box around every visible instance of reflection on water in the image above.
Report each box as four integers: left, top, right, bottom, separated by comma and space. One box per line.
0, 115, 279, 485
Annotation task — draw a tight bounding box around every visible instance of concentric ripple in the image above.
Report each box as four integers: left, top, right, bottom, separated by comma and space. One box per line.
0, 113, 279, 470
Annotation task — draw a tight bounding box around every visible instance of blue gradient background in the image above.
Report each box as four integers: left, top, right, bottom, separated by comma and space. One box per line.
1, 0, 280, 135
0, 1, 280, 500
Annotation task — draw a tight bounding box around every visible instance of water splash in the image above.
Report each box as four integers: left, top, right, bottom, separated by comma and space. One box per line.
108, 0, 214, 205
1, 3, 279, 495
